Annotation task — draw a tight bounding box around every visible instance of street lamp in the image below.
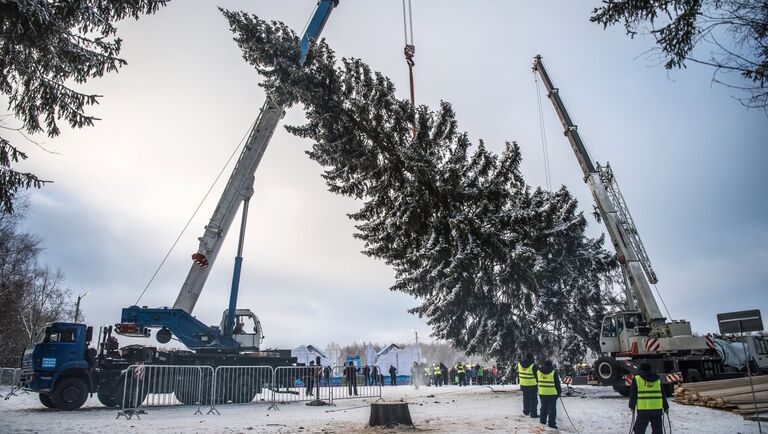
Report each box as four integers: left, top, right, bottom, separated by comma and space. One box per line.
74, 291, 90, 323
410, 329, 419, 345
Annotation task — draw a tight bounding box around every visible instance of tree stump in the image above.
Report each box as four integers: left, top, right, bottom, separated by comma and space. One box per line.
369, 402, 413, 427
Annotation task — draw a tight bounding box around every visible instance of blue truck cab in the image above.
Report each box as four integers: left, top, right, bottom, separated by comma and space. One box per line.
20, 322, 95, 410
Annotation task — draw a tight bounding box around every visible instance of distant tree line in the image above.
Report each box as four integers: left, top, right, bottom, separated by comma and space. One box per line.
0, 200, 75, 367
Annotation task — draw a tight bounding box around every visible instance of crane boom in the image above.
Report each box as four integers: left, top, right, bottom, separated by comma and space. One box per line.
173, 0, 339, 314
532, 55, 665, 328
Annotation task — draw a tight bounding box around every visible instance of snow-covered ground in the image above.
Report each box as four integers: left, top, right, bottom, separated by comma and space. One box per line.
0, 384, 760, 433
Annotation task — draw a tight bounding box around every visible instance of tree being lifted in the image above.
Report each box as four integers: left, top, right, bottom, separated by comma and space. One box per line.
221, 11, 620, 363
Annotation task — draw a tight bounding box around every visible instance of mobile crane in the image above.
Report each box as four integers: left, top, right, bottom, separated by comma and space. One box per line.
532, 56, 725, 395
19, 0, 339, 410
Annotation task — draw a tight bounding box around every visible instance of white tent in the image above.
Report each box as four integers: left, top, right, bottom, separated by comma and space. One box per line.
291, 345, 334, 366
324, 343, 342, 367
364, 343, 377, 366
372, 344, 422, 374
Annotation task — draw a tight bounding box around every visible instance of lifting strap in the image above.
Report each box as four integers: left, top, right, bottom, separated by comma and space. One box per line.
402, 0, 416, 110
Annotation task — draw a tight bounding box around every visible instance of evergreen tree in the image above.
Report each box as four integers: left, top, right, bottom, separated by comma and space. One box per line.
0, 0, 168, 214
222, 11, 620, 363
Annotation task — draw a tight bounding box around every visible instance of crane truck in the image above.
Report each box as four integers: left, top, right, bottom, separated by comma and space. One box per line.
532, 56, 729, 396
18, 0, 340, 410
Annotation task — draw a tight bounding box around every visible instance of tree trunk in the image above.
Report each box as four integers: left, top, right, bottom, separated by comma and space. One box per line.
369, 402, 413, 427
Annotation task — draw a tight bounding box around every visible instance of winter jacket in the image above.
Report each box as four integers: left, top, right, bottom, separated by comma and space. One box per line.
629, 372, 669, 412
537, 365, 562, 396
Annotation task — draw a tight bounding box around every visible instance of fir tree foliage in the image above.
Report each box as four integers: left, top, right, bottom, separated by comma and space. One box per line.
0, 0, 168, 213
591, 0, 768, 109
222, 10, 618, 362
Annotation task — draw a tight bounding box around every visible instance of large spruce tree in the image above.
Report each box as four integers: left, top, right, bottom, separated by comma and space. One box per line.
222, 11, 619, 362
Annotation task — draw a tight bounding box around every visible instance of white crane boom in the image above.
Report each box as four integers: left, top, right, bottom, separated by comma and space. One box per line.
532, 55, 666, 327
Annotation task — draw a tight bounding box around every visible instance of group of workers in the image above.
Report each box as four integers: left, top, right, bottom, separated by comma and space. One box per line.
411, 362, 499, 388
518, 354, 669, 433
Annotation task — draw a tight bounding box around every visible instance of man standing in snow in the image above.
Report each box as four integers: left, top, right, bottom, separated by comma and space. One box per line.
537, 359, 561, 429
518, 353, 538, 418
440, 362, 449, 386
629, 363, 669, 434
344, 361, 358, 396
389, 365, 398, 386
363, 364, 371, 385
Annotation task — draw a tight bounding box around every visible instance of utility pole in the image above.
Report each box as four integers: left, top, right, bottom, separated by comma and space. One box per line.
73, 291, 90, 323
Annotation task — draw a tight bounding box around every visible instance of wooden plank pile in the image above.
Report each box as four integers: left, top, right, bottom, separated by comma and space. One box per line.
674, 376, 768, 415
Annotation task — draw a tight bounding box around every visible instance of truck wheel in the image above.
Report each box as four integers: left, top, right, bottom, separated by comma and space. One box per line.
52, 377, 88, 411
686, 368, 702, 383
39, 393, 55, 409
612, 385, 630, 396
593, 357, 620, 385
97, 390, 118, 408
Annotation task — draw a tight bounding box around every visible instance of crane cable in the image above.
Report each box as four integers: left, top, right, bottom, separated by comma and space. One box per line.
653, 283, 674, 320
134, 120, 255, 305
402, 0, 416, 110
534, 72, 553, 191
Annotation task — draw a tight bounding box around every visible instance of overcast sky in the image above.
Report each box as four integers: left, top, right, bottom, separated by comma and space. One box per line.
11, 1, 768, 351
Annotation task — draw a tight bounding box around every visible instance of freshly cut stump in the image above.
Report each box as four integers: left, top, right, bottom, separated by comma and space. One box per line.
369, 402, 413, 427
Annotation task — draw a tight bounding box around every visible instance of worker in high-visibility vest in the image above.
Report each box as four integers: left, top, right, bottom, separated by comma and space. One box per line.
517, 353, 538, 418
457, 364, 466, 386
433, 363, 442, 387
537, 359, 562, 429
629, 363, 669, 434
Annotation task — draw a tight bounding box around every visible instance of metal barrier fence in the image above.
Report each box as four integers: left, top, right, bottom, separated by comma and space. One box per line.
331, 366, 382, 401
272, 365, 332, 408
118, 364, 383, 415
0, 368, 20, 386
212, 365, 273, 412
121, 365, 213, 415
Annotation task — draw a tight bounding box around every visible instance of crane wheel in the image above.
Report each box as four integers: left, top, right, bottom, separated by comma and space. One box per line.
593, 356, 620, 385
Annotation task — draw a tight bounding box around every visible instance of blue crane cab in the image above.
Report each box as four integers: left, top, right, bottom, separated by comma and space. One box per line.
20, 322, 95, 410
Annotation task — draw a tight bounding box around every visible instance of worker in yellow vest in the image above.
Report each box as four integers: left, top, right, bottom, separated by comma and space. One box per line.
629, 363, 669, 434
537, 359, 562, 429
517, 353, 538, 418
433, 363, 442, 387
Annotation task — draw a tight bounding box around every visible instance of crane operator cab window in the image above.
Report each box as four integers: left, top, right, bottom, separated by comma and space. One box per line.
601, 316, 618, 338
232, 314, 259, 335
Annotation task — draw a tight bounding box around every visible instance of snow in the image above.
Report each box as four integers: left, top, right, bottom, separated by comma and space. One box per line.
1, 384, 759, 433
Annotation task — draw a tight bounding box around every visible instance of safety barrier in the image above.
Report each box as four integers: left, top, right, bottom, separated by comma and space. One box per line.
120, 364, 212, 415
331, 365, 382, 401
117, 363, 384, 415
0, 368, 20, 386
271, 365, 332, 408
211, 365, 273, 412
